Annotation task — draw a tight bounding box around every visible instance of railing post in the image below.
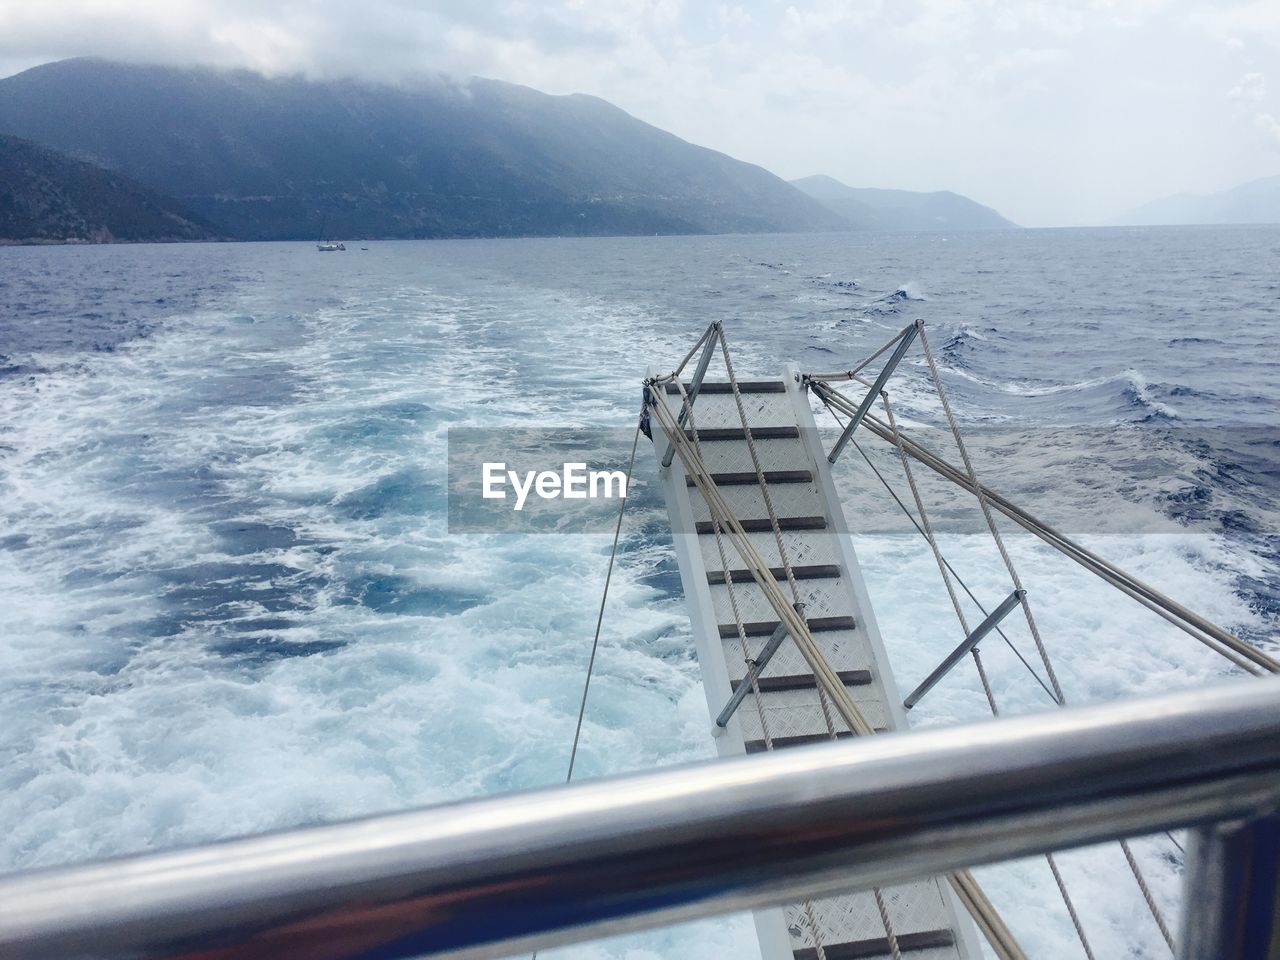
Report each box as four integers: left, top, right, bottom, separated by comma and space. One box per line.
1178, 810, 1280, 959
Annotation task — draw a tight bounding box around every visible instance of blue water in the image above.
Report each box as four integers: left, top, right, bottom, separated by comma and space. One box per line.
1, 227, 1277, 959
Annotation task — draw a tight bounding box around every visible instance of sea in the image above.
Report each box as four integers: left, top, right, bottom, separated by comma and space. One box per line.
1, 226, 1277, 959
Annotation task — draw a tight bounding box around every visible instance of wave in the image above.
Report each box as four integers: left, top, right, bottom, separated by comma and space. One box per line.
805, 274, 859, 291
996, 372, 1122, 397
922, 363, 1183, 422
939, 324, 997, 366
2, 233, 1273, 960
998, 369, 1178, 415
1122, 371, 1180, 421
858, 283, 927, 318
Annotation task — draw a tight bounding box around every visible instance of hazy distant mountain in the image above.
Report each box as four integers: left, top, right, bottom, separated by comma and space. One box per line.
1120, 175, 1280, 226
0, 133, 219, 243
0, 59, 846, 241
791, 174, 1016, 231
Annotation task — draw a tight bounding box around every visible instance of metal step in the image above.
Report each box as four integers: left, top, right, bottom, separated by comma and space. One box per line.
720, 615, 856, 638
684, 426, 800, 441
708, 564, 841, 584
688, 470, 813, 486
731, 670, 872, 693
664, 380, 786, 394
695, 516, 827, 534
793, 929, 956, 960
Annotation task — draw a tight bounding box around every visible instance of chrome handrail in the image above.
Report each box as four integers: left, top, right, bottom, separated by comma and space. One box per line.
1, 678, 1277, 960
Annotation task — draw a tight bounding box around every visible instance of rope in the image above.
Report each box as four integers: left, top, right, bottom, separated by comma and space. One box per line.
648, 393, 877, 736
717, 333, 803, 606
716, 335, 849, 760
882, 387, 1095, 957
811, 379, 1277, 676
672, 362, 853, 752
1121, 839, 1176, 951
880, 393, 1001, 719
1043, 853, 1096, 960
834, 418, 1059, 704
715, 335, 904, 960
829, 399, 1111, 960
881, 394, 972, 635
647, 363, 1026, 960
672, 371, 833, 960
914, 323, 1068, 706
821, 377, 1182, 956
813, 324, 1174, 954
916, 326, 1176, 950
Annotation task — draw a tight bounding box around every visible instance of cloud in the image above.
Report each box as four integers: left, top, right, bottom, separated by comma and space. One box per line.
782, 0, 882, 39
0, 1, 1276, 226
716, 5, 754, 31
1189, 0, 1280, 49
1257, 112, 1280, 147
0, 1, 651, 82
992, 2, 1086, 38
1089, 0, 1172, 28
1228, 71, 1266, 103
1222, 71, 1279, 150
976, 46, 1070, 89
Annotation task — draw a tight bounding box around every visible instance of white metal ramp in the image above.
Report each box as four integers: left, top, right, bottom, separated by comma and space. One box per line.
649, 368, 981, 960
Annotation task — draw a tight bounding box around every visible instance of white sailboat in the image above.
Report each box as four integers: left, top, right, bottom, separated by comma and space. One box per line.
316, 217, 345, 251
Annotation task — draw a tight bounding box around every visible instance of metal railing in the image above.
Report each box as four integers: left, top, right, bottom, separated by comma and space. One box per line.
0, 679, 1277, 960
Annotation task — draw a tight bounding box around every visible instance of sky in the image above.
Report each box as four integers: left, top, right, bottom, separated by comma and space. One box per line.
0, 0, 1277, 226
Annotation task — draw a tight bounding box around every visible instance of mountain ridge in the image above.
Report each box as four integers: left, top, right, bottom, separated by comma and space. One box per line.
0, 132, 220, 244
0, 58, 847, 240
1118, 175, 1280, 226
791, 174, 1016, 231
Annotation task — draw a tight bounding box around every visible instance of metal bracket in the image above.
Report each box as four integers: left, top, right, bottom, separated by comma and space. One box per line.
662, 321, 719, 468
716, 602, 804, 728
827, 321, 919, 466
904, 589, 1026, 710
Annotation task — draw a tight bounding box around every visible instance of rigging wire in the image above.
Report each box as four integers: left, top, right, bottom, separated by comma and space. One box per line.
818, 399, 1059, 705
819, 369, 1098, 960
530, 416, 643, 960
812, 327, 1181, 954
672, 367, 839, 960
565, 417, 643, 784
717, 336, 904, 960
812, 377, 1276, 676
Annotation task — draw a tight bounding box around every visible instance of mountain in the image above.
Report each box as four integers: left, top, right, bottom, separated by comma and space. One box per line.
1119, 175, 1280, 226
791, 174, 1016, 231
0, 59, 847, 241
0, 133, 220, 243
